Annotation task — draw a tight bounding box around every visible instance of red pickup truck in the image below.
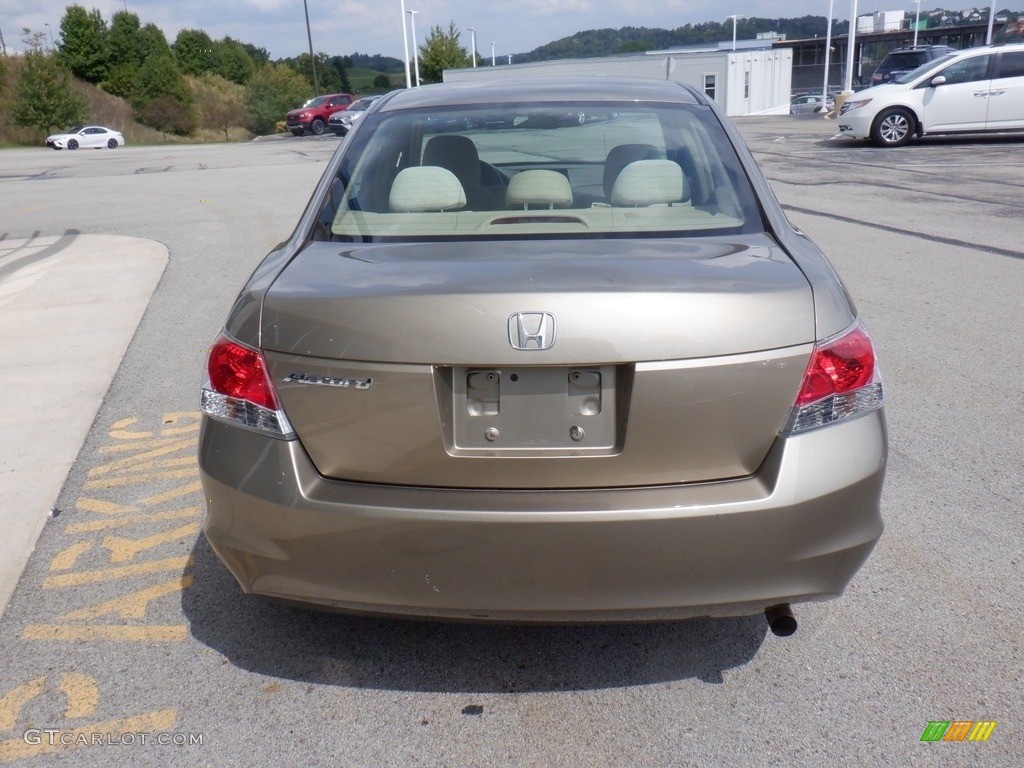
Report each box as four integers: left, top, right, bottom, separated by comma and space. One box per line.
285, 93, 354, 136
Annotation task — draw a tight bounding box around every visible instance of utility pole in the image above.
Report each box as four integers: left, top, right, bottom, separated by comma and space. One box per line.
468, 27, 477, 67
0, 26, 8, 57
303, 0, 319, 95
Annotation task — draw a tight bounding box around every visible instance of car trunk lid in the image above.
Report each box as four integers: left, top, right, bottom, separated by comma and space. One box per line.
261, 238, 814, 488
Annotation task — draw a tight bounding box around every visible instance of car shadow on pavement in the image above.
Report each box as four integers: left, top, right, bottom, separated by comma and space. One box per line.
181, 535, 767, 692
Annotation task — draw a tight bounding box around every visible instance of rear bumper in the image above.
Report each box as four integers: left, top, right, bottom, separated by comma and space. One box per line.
199, 412, 886, 622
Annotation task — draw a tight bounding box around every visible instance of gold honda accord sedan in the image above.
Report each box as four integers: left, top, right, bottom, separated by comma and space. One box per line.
198, 77, 886, 634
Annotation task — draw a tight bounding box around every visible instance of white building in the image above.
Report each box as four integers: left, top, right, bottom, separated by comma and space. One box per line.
857, 11, 906, 32
443, 44, 794, 117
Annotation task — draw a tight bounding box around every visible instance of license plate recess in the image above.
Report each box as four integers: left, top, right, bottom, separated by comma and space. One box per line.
450, 365, 619, 455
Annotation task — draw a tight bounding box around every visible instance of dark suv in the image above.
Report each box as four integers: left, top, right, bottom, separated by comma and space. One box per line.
285, 93, 354, 136
870, 45, 957, 86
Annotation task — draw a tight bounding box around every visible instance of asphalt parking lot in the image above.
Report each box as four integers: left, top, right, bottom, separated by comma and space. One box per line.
0, 116, 1021, 767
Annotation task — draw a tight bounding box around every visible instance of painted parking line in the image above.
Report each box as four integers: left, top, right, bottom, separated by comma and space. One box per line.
20, 412, 204, 645
1, 412, 213, 761
0, 672, 180, 761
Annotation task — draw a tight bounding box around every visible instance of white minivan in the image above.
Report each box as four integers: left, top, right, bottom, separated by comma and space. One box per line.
838, 43, 1024, 146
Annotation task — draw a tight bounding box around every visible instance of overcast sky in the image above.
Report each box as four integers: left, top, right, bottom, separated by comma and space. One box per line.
1, 1, 939, 60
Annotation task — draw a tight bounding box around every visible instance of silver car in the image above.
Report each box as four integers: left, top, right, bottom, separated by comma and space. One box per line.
329, 94, 385, 136
199, 77, 886, 634
789, 93, 833, 115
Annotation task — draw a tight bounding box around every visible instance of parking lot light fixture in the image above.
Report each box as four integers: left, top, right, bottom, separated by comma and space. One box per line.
400, 0, 412, 88
468, 27, 477, 67
407, 10, 420, 86
912, 0, 922, 46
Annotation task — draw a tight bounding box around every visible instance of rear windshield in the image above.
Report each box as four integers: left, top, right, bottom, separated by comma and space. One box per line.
882, 52, 928, 73
894, 53, 958, 84
315, 101, 763, 242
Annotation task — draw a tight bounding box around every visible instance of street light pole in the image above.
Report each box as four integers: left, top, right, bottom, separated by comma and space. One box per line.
491, 41, 495, 67
45, 22, 54, 52
823, 0, 834, 104
399, 0, 412, 88
843, 0, 859, 94
302, 0, 319, 95
468, 27, 477, 67
406, 10, 420, 87
986, 3, 996, 45
913, 0, 922, 46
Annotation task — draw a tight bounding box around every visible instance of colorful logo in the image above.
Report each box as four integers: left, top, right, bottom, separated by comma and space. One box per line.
920, 721, 997, 742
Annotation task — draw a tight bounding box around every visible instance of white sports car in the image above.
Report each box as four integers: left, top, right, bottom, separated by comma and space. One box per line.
45, 125, 125, 150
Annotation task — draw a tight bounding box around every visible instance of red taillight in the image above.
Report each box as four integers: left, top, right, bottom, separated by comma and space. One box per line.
207, 336, 279, 410
795, 324, 876, 406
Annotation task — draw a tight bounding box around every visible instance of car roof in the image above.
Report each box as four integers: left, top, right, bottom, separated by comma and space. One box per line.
377, 77, 705, 112
945, 41, 1024, 57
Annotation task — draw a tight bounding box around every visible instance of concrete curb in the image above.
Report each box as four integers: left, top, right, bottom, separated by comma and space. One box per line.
0, 233, 168, 619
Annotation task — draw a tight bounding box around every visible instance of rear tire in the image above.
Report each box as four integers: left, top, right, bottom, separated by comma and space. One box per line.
310, 118, 326, 136
871, 108, 915, 147
67, 139, 79, 150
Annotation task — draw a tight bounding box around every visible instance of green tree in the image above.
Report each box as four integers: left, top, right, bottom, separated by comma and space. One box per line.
139, 94, 195, 137
57, 5, 110, 83
244, 62, 310, 135
242, 43, 271, 67
137, 23, 172, 62
174, 29, 220, 76
373, 73, 392, 89
132, 52, 193, 133
326, 56, 352, 93
10, 49, 88, 133
132, 53, 190, 106
418, 21, 470, 84
107, 10, 142, 65
191, 73, 245, 141
288, 52, 346, 93
215, 37, 256, 84
102, 11, 143, 98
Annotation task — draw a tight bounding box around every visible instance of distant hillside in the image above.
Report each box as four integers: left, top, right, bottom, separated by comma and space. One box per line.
512, 17, 844, 63
509, 9, 1023, 62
